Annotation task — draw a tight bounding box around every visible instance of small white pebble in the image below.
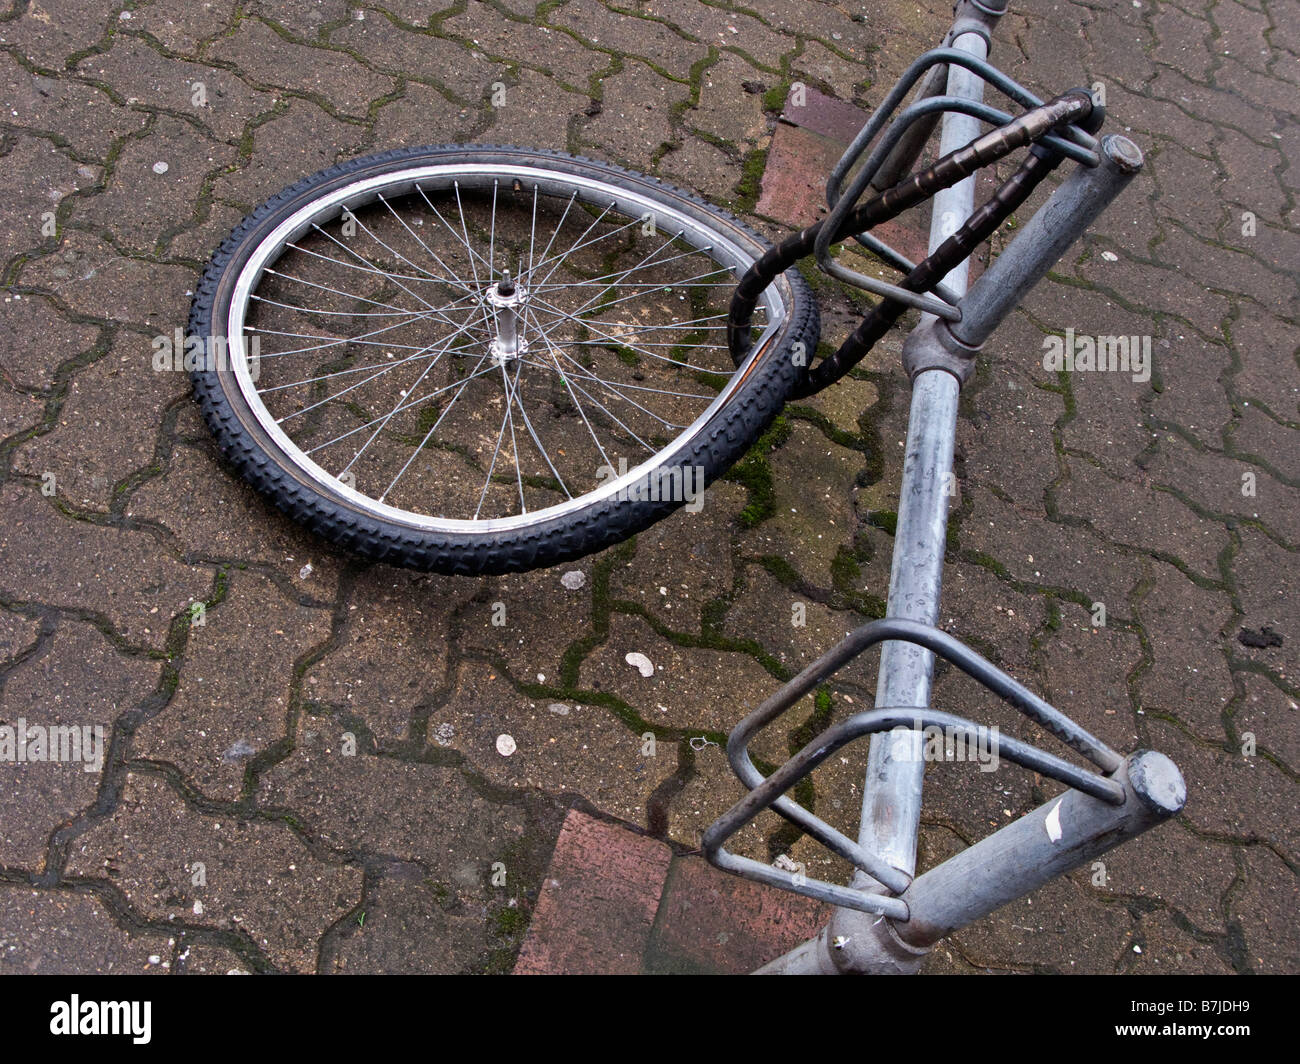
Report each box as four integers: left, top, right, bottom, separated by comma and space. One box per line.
152, 161, 169, 174
625, 652, 654, 677
560, 570, 586, 590
496, 733, 517, 756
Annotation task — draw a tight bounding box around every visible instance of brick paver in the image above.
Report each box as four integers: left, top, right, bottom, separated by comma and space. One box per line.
0, 0, 1294, 974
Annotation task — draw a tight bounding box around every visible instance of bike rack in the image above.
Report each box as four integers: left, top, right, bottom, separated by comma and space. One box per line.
704, 0, 1185, 974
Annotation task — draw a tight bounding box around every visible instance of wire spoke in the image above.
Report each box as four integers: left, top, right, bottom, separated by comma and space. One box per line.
308, 359, 499, 456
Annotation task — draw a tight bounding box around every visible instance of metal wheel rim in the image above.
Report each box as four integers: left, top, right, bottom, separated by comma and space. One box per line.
225, 161, 789, 533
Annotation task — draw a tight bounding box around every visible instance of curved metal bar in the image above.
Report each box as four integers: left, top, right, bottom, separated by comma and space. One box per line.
727, 619, 1123, 801
815, 94, 1095, 309
852, 230, 963, 308
705, 846, 912, 919
826, 46, 1099, 212
704, 706, 1124, 916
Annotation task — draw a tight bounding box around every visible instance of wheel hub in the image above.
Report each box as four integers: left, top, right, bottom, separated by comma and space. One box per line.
485, 272, 529, 365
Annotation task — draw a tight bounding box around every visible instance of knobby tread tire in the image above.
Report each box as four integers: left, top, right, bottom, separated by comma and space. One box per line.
189, 144, 819, 575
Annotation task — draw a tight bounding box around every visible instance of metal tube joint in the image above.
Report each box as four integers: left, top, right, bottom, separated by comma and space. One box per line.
785, 748, 1184, 973
901, 315, 980, 383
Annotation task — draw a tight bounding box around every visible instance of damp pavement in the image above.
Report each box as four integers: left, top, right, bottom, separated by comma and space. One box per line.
0, 0, 1295, 973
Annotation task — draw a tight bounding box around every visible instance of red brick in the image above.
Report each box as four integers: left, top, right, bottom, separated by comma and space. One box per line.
756, 122, 841, 228
513, 810, 672, 975
782, 85, 871, 145
645, 855, 832, 973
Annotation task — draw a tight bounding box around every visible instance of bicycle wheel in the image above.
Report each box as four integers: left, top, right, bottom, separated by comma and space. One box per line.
189, 144, 818, 575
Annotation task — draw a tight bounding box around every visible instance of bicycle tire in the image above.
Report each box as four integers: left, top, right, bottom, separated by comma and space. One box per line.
189, 144, 819, 575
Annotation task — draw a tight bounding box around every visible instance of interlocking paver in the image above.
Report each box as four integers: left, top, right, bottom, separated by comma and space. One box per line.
0, 0, 1293, 975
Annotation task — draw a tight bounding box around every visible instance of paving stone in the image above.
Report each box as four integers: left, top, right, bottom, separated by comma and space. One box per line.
369, 81, 482, 149
173, 942, 250, 974
0, 610, 41, 663
1147, 339, 1235, 449
1052, 458, 1230, 582
1228, 312, 1300, 419
951, 871, 1135, 973
0, 621, 159, 872
437, 658, 680, 825
0, 386, 46, 439
13, 331, 189, 512
1151, 5, 1215, 79
958, 488, 1143, 613
578, 610, 780, 733
1126, 908, 1236, 974
483, 68, 585, 148
209, 18, 394, 118
1102, 821, 1240, 936
754, 121, 838, 227
129, 1, 235, 54
127, 443, 346, 593
0, 52, 150, 162
1133, 562, 1236, 738
1229, 528, 1298, 680
1144, 718, 1297, 866
579, 58, 690, 170
645, 853, 831, 973
18, 230, 195, 331
0, 482, 214, 652
658, 136, 743, 203
720, 561, 877, 692
1038, 601, 1145, 753
133, 568, 332, 801
461, 563, 595, 683
1142, 438, 1299, 545
552, 0, 709, 74
1233, 402, 1300, 483
244, 0, 349, 42
734, 419, 864, 589
208, 97, 365, 210
74, 37, 277, 144
0, 293, 101, 392
513, 808, 671, 973
300, 567, 469, 744
638, 0, 794, 69
1232, 672, 1300, 769
0, 887, 173, 974
1232, 844, 1300, 973
326, 860, 495, 973
4, 0, 113, 70
66, 771, 362, 973
792, 40, 871, 99
441, 4, 607, 91
0, 135, 96, 265
330, 12, 504, 101
607, 478, 743, 615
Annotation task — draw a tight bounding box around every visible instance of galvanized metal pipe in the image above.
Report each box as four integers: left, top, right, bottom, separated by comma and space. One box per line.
758, 750, 1184, 973
894, 750, 1185, 949
854, 28, 991, 882
949, 133, 1144, 348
